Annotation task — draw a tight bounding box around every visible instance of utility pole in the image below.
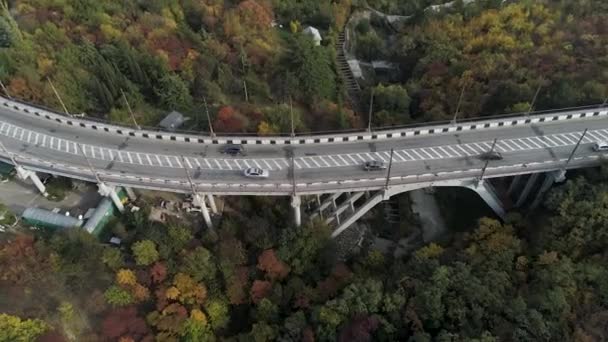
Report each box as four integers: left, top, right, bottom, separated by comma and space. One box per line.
203, 96, 215, 137
367, 88, 374, 133
477, 138, 497, 186
47, 78, 71, 117
77, 143, 101, 184
240, 51, 249, 103
451, 82, 467, 125
0, 79, 10, 99
526, 82, 542, 116
565, 129, 587, 169
181, 155, 214, 231
291, 153, 296, 195
384, 148, 394, 190
120, 88, 140, 130
290, 153, 301, 226
290, 97, 295, 137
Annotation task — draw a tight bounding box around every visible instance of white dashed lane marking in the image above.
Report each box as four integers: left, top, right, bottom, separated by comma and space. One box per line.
0, 119, 603, 171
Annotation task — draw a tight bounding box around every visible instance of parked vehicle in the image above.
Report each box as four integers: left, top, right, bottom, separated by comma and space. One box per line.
593, 141, 608, 152
221, 144, 245, 156
478, 151, 503, 161
363, 160, 387, 171
243, 167, 269, 179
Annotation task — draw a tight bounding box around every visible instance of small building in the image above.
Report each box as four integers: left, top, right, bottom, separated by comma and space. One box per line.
82, 198, 114, 236
302, 26, 322, 46
22, 207, 83, 230
83, 188, 128, 236
159, 110, 187, 131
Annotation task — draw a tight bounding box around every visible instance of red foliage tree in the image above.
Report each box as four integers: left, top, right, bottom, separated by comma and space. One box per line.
237, 0, 273, 28
302, 326, 316, 342
316, 263, 353, 301
101, 306, 150, 340
37, 331, 68, 342
150, 262, 167, 284
250, 280, 272, 304
338, 315, 380, 342
257, 249, 290, 281
214, 106, 248, 133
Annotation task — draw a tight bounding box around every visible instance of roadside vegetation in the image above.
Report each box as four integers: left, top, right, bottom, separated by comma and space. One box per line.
3, 168, 608, 340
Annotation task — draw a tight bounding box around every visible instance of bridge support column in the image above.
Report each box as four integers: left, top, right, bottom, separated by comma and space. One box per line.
98, 183, 125, 213
515, 173, 540, 207
207, 194, 218, 214
193, 194, 213, 230
125, 187, 137, 201
507, 175, 523, 196
15, 167, 48, 196
468, 180, 506, 220
530, 170, 566, 209
291, 195, 301, 227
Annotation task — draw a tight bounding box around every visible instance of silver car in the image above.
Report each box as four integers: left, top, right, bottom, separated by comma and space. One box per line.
363, 160, 387, 171
243, 167, 269, 178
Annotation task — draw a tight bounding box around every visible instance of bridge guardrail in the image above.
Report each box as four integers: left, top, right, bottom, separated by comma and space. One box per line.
1, 96, 607, 146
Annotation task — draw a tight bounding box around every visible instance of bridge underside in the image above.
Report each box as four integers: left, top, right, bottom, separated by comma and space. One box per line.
307, 171, 566, 238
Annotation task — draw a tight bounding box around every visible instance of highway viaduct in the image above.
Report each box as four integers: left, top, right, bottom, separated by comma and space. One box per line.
0, 95, 607, 236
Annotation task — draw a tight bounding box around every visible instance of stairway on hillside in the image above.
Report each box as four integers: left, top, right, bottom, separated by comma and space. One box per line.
335, 31, 363, 114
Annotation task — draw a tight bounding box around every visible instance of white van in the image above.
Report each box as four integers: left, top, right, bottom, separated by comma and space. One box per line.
593, 142, 608, 152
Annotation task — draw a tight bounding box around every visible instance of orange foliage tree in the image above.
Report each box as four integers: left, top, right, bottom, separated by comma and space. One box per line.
250, 280, 272, 304
257, 249, 290, 281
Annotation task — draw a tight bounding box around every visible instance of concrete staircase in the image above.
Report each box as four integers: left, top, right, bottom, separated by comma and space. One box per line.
335, 31, 363, 114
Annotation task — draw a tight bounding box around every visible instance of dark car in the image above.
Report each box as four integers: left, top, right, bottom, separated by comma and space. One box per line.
363, 160, 387, 171
221, 144, 245, 156
478, 151, 503, 161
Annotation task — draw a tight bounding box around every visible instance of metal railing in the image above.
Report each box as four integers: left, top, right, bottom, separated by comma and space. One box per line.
2, 94, 607, 138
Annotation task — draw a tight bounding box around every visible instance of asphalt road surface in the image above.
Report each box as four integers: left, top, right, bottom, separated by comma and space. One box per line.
1, 102, 607, 195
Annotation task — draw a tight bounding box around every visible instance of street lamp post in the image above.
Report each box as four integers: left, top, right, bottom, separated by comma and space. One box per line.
384, 148, 394, 190
120, 88, 140, 130
47, 78, 71, 117
0, 79, 10, 99
367, 89, 374, 133
203, 96, 215, 138
565, 129, 588, 169
477, 138, 497, 186
451, 82, 467, 125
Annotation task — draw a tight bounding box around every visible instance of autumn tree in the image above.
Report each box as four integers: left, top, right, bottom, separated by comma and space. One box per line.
105, 285, 135, 307
257, 249, 290, 281
150, 262, 168, 284
102, 306, 150, 340
0, 313, 49, 342
251, 280, 273, 304
132, 240, 159, 266
116, 269, 137, 286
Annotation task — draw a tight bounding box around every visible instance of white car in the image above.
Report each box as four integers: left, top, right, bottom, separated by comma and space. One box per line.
593, 141, 608, 152
243, 167, 269, 179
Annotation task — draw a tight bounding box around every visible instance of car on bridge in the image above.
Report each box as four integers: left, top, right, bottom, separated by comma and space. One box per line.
593, 142, 608, 152
221, 144, 246, 156
363, 160, 387, 171
243, 167, 269, 179
478, 151, 503, 161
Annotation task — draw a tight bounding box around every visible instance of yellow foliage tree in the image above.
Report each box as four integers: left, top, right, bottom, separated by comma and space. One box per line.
166, 286, 180, 300
173, 273, 207, 305
191, 309, 207, 325
116, 269, 137, 286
